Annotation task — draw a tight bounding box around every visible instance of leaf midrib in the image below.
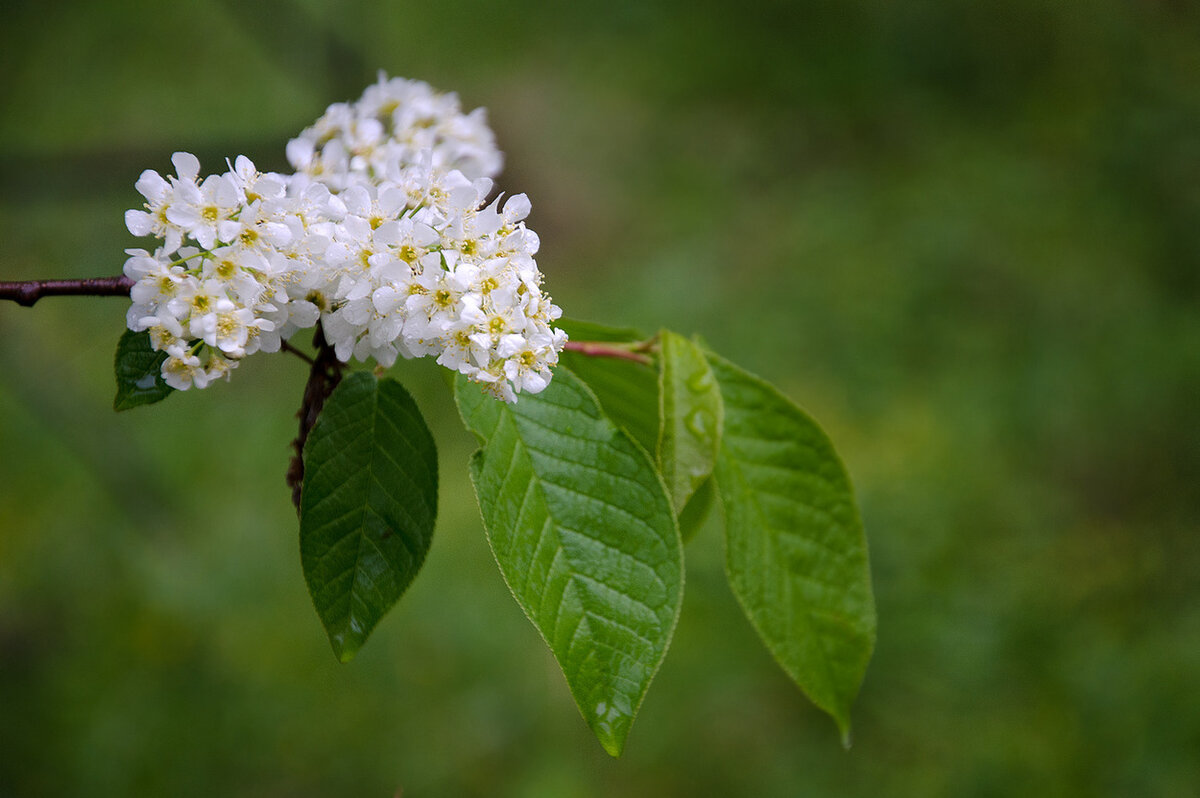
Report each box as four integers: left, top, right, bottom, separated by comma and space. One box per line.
505, 426, 668, 635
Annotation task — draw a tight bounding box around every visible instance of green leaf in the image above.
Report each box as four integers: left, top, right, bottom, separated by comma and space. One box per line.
300, 372, 438, 663
557, 319, 660, 454
113, 328, 174, 411
708, 353, 875, 742
556, 318, 645, 343
454, 368, 683, 757
658, 330, 722, 513
677, 475, 715, 544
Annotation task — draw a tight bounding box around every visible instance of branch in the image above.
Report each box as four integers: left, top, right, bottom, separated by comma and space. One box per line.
563, 339, 655, 365
0, 275, 133, 307
279, 339, 316, 366
286, 324, 344, 512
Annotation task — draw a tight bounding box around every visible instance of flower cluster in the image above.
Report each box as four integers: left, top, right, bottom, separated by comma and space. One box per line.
287, 75, 503, 189
124, 75, 565, 401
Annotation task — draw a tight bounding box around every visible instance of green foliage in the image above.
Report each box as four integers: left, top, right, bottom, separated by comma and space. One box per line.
708, 353, 876, 741
112, 328, 173, 410
290, 321, 874, 754
676, 475, 715, 543
299, 372, 438, 663
453, 368, 684, 756
284, 312, 877, 753
657, 330, 722, 514
557, 320, 660, 454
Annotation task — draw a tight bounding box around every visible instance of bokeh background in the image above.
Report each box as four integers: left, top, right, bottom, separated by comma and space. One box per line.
2, 1, 1198, 795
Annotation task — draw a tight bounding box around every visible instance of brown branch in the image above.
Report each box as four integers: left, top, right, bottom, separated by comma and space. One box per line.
0, 275, 134, 307
286, 324, 344, 512
563, 339, 654, 365
279, 339, 316, 366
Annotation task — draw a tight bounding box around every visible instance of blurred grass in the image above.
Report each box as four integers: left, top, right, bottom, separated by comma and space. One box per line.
2, 0, 1199, 795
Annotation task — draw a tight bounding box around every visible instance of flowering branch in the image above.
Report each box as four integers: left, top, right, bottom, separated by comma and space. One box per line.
0, 75, 878, 758
0, 275, 133, 307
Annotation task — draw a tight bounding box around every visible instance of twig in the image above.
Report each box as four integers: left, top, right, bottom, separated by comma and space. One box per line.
279, 339, 316, 366
286, 324, 344, 512
0, 275, 134, 307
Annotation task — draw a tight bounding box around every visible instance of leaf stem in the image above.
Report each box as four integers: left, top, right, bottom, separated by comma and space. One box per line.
0, 275, 134, 307
563, 338, 657, 365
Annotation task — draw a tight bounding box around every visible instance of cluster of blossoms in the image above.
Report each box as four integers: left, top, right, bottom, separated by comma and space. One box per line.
124, 75, 566, 401
286, 75, 502, 191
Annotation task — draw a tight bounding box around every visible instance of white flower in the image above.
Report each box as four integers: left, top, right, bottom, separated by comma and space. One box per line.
124, 152, 204, 253
162, 352, 208, 391
125, 79, 564, 400
167, 172, 241, 250
228, 155, 285, 204
288, 74, 503, 188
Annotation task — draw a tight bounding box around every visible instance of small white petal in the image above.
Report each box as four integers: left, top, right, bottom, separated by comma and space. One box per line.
171, 152, 201, 182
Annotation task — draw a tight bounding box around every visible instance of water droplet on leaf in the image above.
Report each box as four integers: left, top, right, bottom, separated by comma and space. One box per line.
686, 369, 714, 393
686, 409, 712, 438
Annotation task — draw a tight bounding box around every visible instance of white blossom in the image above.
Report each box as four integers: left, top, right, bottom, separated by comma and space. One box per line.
124, 76, 565, 401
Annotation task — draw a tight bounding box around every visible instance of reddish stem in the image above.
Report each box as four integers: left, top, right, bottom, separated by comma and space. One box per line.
563, 340, 654, 365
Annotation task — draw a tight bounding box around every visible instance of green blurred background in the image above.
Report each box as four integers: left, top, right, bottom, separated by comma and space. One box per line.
2, 0, 1198, 795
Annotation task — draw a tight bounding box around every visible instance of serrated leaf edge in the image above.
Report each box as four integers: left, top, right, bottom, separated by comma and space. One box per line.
706, 350, 876, 742
301, 373, 437, 662
454, 368, 685, 756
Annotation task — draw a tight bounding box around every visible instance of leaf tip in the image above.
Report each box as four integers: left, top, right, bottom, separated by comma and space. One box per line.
588, 701, 633, 757
331, 632, 362, 664
596, 730, 625, 758
813, 668, 858, 748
